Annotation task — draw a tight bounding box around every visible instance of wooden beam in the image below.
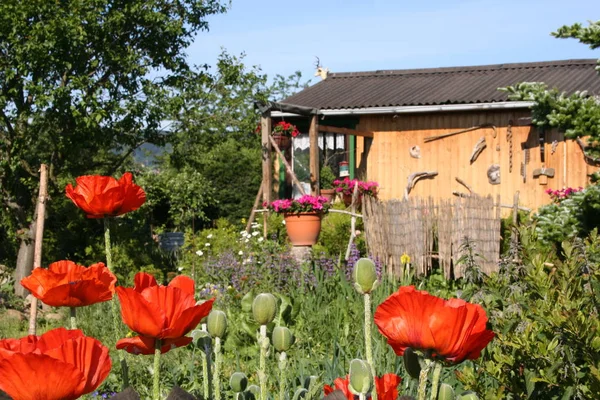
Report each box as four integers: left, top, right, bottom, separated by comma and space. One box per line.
309, 115, 319, 195
255, 101, 319, 116
319, 125, 374, 138
260, 116, 272, 204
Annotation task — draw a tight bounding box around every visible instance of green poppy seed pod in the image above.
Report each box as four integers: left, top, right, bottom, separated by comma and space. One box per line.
252, 293, 277, 325
291, 387, 308, 400
230, 372, 248, 393
245, 384, 260, 400
403, 347, 422, 379
457, 392, 479, 400
348, 359, 372, 395
272, 326, 293, 352
191, 329, 212, 351
207, 309, 227, 338
437, 383, 456, 400
353, 258, 378, 294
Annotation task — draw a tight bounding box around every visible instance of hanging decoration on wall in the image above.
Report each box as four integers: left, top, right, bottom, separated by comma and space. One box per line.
409, 145, 421, 159
452, 177, 475, 198
423, 123, 496, 142
404, 171, 438, 200
533, 167, 555, 185
487, 164, 500, 185
551, 140, 558, 155
469, 137, 487, 164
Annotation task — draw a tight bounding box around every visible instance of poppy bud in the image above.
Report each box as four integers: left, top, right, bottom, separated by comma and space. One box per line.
348, 359, 372, 395
403, 347, 422, 379
272, 326, 293, 352
230, 372, 248, 393
191, 329, 212, 351
458, 392, 479, 400
252, 293, 277, 325
438, 383, 455, 400
207, 310, 227, 338
292, 387, 308, 400
353, 258, 379, 294
246, 384, 261, 400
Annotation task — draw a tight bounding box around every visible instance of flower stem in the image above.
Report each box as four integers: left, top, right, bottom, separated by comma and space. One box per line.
213, 336, 222, 400
429, 362, 442, 400
278, 351, 287, 400
153, 340, 162, 400
363, 293, 378, 400
104, 218, 129, 390
202, 348, 210, 400
417, 361, 432, 400
70, 307, 76, 330
259, 324, 269, 400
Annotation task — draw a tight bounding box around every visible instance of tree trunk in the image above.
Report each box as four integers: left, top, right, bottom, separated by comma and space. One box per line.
14, 221, 35, 297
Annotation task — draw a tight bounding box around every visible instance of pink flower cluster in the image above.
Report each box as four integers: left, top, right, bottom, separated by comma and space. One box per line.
333, 177, 379, 197
545, 186, 583, 203
264, 195, 330, 214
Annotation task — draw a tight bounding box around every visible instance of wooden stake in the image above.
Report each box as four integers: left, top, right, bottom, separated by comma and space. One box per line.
28, 164, 49, 335
246, 185, 264, 233
309, 115, 319, 195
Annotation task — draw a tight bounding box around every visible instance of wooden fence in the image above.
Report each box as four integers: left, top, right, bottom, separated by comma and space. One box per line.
363, 195, 502, 279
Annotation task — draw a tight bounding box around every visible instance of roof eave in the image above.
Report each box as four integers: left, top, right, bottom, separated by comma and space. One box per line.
271, 101, 534, 117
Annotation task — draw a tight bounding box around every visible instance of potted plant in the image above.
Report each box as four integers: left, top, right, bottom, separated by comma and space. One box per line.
320, 165, 337, 202
333, 177, 379, 207
264, 195, 330, 246
271, 121, 300, 151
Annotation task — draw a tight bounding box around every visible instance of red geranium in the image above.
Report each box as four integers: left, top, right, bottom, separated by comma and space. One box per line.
374, 286, 494, 364
65, 172, 146, 218
20, 260, 116, 307
272, 121, 300, 138
0, 328, 111, 400
116, 272, 214, 355
323, 373, 401, 400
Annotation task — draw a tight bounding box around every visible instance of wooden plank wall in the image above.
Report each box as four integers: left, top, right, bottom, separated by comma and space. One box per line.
355, 110, 598, 212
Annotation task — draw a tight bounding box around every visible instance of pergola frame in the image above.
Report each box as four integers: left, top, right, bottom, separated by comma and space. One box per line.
256, 100, 374, 206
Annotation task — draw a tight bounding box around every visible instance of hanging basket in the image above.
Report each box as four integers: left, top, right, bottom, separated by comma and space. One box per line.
343, 193, 362, 208
283, 212, 322, 246
272, 133, 291, 151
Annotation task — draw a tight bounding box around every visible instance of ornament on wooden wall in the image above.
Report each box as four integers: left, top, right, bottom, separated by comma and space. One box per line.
507, 121, 513, 172
551, 140, 558, 155
487, 164, 500, 185
404, 171, 438, 200
409, 145, 421, 159
469, 136, 487, 164
533, 167, 555, 185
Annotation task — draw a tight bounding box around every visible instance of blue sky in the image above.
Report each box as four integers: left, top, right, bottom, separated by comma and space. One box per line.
188, 0, 600, 85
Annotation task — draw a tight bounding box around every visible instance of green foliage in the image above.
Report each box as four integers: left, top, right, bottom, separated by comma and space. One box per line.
553, 20, 600, 52
315, 203, 366, 258
320, 166, 336, 190
458, 228, 600, 399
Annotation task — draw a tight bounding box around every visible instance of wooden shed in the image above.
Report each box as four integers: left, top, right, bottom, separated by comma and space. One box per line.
277, 59, 600, 211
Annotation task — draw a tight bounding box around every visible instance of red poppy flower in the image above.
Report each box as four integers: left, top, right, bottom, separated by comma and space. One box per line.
65, 172, 146, 218
20, 260, 117, 307
116, 272, 214, 355
374, 286, 494, 364
0, 327, 111, 400
323, 373, 401, 400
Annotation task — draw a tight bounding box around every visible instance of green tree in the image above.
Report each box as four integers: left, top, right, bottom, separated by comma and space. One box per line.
0, 0, 227, 294
500, 21, 600, 157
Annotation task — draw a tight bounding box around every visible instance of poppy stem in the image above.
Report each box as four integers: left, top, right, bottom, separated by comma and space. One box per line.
104, 218, 130, 390
417, 360, 432, 400
429, 362, 442, 400
363, 293, 378, 400
70, 307, 77, 329
258, 324, 269, 400
278, 351, 287, 400
213, 336, 222, 400
201, 341, 211, 400
153, 339, 162, 400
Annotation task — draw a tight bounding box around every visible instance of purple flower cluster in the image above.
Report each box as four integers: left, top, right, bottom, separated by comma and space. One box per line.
545, 186, 583, 203
264, 195, 331, 214
345, 243, 383, 281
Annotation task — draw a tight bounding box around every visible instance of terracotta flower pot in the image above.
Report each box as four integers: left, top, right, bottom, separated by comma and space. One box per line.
272, 133, 291, 151
343, 193, 362, 208
320, 189, 336, 203
283, 212, 322, 246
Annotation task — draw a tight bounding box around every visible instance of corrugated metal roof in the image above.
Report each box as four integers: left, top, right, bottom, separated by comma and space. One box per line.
283, 59, 600, 109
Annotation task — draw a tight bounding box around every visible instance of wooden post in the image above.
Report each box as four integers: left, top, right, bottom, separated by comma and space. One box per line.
269, 135, 306, 196
308, 115, 319, 195
246, 185, 264, 233
261, 116, 272, 237
510, 191, 520, 259
28, 164, 49, 335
